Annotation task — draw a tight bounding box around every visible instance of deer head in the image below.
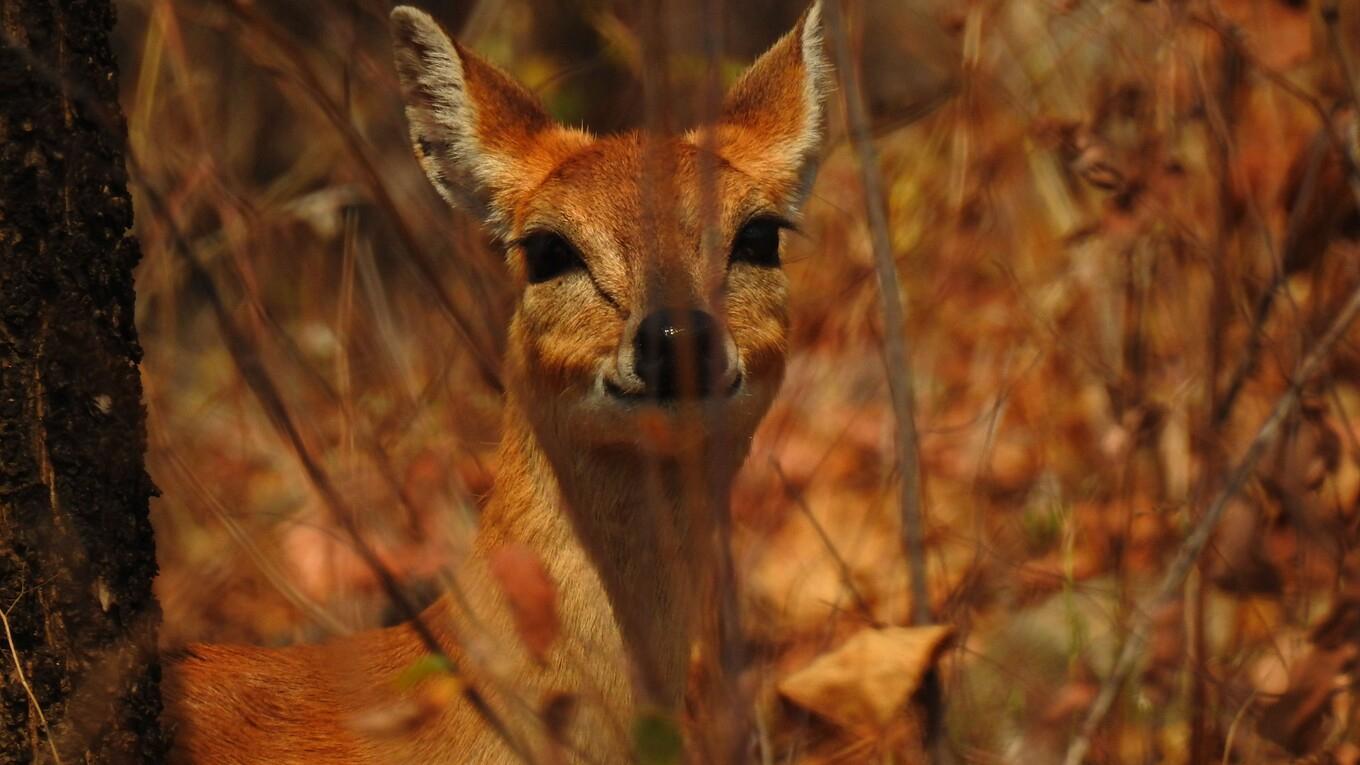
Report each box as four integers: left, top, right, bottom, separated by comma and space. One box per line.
390, 4, 829, 463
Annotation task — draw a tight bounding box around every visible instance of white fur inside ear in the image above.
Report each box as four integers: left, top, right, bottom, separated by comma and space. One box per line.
795, 0, 832, 201
390, 6, 500, 219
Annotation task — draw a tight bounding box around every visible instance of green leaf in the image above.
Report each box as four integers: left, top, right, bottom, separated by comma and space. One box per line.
632, 711, 683, 765
395, 653, 455, 689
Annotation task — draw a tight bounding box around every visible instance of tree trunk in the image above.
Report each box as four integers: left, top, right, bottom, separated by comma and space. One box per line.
0, 1, 166, 763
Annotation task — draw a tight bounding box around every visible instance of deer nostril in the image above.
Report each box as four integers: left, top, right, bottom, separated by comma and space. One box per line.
633, 309, 724, 400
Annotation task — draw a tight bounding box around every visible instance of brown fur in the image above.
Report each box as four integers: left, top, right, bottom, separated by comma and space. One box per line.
163, 4, 830, 763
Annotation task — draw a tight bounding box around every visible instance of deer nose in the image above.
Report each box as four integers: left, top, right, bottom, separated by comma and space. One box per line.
633, 309, 725, 400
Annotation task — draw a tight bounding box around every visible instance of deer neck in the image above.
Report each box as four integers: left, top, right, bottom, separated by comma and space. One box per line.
475, 393, 741, 708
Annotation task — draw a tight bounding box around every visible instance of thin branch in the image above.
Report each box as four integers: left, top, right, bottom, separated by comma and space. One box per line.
823, 0, 931, 628
1322, 0, 1360, 122
771, 459, 878, 624
1062, 279, 1360, 765
160, 447, 352, 638
1190, 13, 1360, 211
1, 597, 64, 765
1221, 689, 1259, 765
221, 0, 505, 395
1214, 129, 1331, 426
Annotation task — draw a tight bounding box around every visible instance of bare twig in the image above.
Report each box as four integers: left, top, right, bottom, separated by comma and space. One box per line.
1322, 0, 1360, 122
160, 447, 352, 637
221, 0, 505, 395
825, 8, 951, 761
1063, 280, 1360, 765
754, 700, 775, 765
1213, 0, 1360, 429
823, 0, 931, 628
771, 459, 878, 623
1191, 13, 1360, 211
1192, 29, 1242, 762
1, 597, 64, 765
1221, 689, 1259, 765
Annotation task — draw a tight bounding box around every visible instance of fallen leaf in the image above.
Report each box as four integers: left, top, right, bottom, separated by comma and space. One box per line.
1213, 0, 1314, 71
1258, 589, 1360, 754
777, 624, 953, 731
1041, 677, 1097, 725
488, 543, 560, 661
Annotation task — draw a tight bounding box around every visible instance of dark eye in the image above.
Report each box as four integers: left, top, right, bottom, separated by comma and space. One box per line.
730, 217, 785, 268
520, 232, 583, 284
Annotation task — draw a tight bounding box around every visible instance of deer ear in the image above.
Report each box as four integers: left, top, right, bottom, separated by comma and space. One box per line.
390, 6, 583, 233
719, 1, 832, 208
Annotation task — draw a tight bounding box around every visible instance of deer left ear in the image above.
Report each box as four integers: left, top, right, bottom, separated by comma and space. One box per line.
717, 1, 832, 208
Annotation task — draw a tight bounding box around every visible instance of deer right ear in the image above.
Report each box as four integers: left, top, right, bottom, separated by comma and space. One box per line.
390, 7, 586, 234
717, 1, 832, 211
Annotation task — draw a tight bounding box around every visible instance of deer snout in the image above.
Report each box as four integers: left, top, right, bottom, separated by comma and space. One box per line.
631, 309, 734, 401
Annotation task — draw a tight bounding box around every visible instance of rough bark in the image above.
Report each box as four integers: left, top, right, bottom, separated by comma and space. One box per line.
0, 1, 166, 762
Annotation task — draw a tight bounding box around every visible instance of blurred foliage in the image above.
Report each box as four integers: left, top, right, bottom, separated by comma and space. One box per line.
634, 711, 685, 765
117, 0, 1360, 762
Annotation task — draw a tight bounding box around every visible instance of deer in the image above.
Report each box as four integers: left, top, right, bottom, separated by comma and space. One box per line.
162, 2, 830, 762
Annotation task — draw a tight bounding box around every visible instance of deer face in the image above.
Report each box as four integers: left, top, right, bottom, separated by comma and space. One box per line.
391, 4, 829, 452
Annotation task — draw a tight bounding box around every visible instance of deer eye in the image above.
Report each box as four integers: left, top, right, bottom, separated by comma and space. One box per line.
520, 232, 583, 284
730, 217, 785, 268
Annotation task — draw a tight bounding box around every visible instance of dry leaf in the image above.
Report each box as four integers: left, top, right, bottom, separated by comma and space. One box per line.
1258, 590, 1360, 754
1209, 498, 1282, 595
777, 625, 953, 731
488, 543, 560, 661
1213, 0, 1314, 71
1041, 678, 1097, 725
